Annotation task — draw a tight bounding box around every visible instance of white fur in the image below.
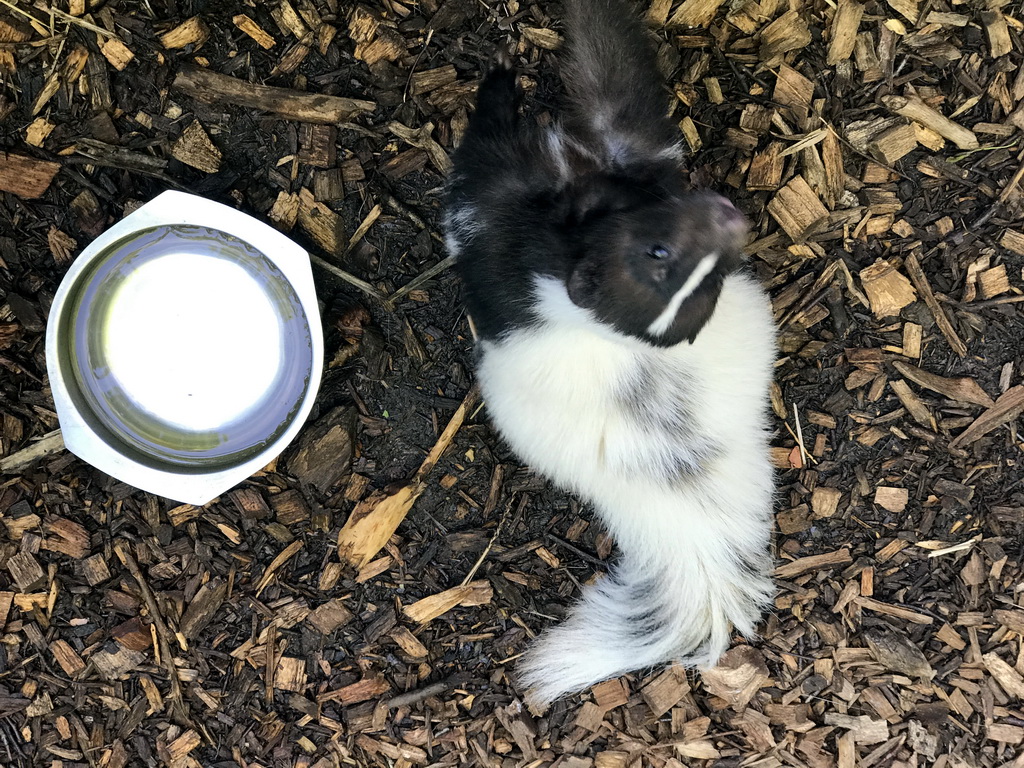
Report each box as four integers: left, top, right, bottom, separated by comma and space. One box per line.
586, 108, 684, 167
546, 129, 572, 183
444, 233, 462, 258
443, 203, 481, 257
646, 252, 719, 337
598, 131, 684, 167
477, 273, 776, 705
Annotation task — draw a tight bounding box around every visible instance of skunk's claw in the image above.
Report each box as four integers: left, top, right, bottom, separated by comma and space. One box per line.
491, 47, 514, 73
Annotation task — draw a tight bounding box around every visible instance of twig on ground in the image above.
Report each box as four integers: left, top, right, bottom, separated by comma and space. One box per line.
343, 203, 382, 259
310, 254, 387, 301
381, 192, 444, 243
336, 387, 480, 568
462, 493, 520, 586
904, 252, 968, 357
971, 149, 1024, 229
0, 430, 65, 474
49, 6, 118, 38
545, 533, 606, 568
172, 66, 376, 124
388, 255, 457, 305
385, 680, 451, 709
114, 542, 197, 732
792, 403, 812, 466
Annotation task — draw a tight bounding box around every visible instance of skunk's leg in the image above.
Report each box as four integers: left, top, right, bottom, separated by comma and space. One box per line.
466, 53, 520, 138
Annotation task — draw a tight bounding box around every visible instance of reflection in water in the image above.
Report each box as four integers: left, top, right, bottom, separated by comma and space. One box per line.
64, 225, 314, 468
105, 253, 283, 429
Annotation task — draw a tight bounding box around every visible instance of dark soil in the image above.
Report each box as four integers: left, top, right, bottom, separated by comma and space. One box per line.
1, 1, 1024, 767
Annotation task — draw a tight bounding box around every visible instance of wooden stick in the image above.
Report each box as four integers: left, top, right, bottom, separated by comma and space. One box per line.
172, 66, 376, 124
775, 548, 852, 579
264, 624, 277, 704
0, 430, 65, 474
949, 386, 1024, 449
971, 151, 1024, 228
309, 254, 387, 302
460, 494, 519, 587
881, 94, 978, 150
957, 294, 1024, 310
904, 253, 968, 357
855, 597, 934, 624
114, 542, 195, 730
892, 361, 994, 408
416, 388, 479, 481
49, 6, 118, 38
995, 152, 1024, 205
342, 203, 382, 258
253, 540, 303, 596
387, 255, 456, 305
336, 388, 479, 569
545, 532, 605, 567
381, 192, 442, 243
384, 680, 452, 709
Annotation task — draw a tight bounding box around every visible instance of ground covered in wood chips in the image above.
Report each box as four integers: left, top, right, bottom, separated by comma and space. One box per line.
1, 0, 1024, 766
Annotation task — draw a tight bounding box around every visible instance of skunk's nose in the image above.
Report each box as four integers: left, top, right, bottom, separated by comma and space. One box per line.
709, 194, 744, 226
707, 194, 748, 249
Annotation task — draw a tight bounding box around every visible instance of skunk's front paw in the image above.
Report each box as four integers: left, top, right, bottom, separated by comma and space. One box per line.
471, 50, 520, 131
491, 47, 515, 73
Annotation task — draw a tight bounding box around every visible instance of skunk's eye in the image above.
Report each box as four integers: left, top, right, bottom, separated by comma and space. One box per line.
647, 246, 671, 260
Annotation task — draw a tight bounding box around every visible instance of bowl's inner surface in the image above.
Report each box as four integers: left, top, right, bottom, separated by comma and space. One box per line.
59, 224, 314, 469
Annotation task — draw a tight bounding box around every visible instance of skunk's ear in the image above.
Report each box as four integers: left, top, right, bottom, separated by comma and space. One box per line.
570, 181, 612, 222
567, 256, 601, 309
564, 173, 636, 223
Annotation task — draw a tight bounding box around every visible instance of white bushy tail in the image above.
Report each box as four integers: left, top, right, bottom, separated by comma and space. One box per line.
517, 486, 774, 706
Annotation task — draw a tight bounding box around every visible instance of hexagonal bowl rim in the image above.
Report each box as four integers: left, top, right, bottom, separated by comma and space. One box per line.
45, 190, 324, 504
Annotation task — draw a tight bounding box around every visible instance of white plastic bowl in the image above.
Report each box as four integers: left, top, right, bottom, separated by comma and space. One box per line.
46, 191, 323, 504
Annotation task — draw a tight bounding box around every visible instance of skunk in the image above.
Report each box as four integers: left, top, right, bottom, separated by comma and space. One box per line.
443, 0, 777, 706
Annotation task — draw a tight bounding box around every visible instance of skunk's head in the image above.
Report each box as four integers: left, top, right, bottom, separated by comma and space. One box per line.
565, 180, 748, 347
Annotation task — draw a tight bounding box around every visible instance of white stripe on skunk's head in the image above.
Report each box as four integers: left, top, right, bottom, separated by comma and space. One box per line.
645, 252, 720, 337
564, 186, 748, 347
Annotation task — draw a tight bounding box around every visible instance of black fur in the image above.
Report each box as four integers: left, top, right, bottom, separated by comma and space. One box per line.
445, 0, 748, 347
614, 359, 721, 482
558, 0, 679, 161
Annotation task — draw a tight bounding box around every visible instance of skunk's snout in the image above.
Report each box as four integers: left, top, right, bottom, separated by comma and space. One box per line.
696, 193, 749, 257
714, 196, 745, 231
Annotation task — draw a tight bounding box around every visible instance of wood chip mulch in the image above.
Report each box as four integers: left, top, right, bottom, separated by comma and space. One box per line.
1, 1, 1024, 767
